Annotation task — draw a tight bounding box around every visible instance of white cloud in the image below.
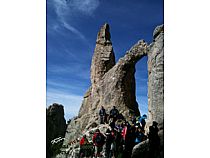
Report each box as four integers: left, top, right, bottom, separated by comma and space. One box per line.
52, 0, 100, 41
62, 21, 86, 40
69, 0, 100, 15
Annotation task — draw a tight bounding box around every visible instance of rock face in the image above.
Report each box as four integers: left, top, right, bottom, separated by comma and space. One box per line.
47, 103, 67, 158
58, 23, 164, 158
131, 24, 164, 158
62, 24, 147, 147
147, 24, 164, 129
90, 23, 115, 89
80, 23, 147, 118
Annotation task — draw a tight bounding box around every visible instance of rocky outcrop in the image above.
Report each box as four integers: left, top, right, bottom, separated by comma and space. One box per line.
132, 24, 164, 158
62, 24, 147, 147
90, 23, 115, 89
58, 23, 164, 158
78, 23, 116, 119
79, 24, 147, 119
47, 103, 67, 158
147, 24, 164, 129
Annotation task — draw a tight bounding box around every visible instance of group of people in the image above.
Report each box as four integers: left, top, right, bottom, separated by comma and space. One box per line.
79, 106, 160, 158
99, 106, 120, 124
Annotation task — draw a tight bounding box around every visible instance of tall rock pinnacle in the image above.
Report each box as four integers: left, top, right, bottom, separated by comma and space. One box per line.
62, 23, 148, 147
91, 23, 115, 89
96, 23, 111, 45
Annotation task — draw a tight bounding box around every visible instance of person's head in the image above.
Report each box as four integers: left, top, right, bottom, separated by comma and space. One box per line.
95, 129, 100, 133
152, 121, 158, 126
101, 106, 104, 109
149, 126, 153, 131
83, 134, 86, 138
113, 106, 116, 109
142, 114, 147, 119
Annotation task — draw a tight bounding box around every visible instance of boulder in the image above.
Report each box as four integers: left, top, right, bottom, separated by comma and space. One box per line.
47, 103, 67, 158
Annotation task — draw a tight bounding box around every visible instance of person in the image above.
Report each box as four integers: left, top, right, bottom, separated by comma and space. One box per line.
115, 128, 124, 158
148, 121, 160, 158
121, 121, 130, 143
99, 106, 106, 124
109, 118, 116, 130
92, 129, 106, 157
131, 115, 137, 125
105, 129, 114, 158
118, 113, 125, 121
134, 127, 146, 145
139, 114, 147, 130
122, 123, 135, 158
109, 106, 119, 122
110, 129, 117, 158
79, 135, 90, 158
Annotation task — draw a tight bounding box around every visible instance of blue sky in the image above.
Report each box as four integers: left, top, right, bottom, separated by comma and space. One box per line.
47, 0, 163, 120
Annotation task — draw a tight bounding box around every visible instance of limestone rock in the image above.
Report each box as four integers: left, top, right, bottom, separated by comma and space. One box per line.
59, 24, 164, 158
62, 24, 148, 150
47, 103, 67, 158
132, 24, 164, 158
90, 23, 115, 92
147, 24, 164, 129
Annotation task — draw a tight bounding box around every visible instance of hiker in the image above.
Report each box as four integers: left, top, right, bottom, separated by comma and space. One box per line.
130, 125, 137, 152
115, 128, 124, 158
92, 129, 105, 157
139, 114, 147, 130
121, 121, 130, 143
105, 128, 114, 158
118, 113, 125, 121
109, 118, 116, 130
148, 121, 160, 158
135, 127, 146, 145
99, 106, 106, 124
131, 115, 137, 125
109, 106, 119, 122
110, 129, 117, 158
79, 135, 90, 158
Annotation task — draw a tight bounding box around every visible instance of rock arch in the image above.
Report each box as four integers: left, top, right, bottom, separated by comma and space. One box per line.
62, 24, 164, 148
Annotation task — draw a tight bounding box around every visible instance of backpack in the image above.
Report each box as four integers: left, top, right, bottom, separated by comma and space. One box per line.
95, 133, 104, 144
111, 109, 118, 116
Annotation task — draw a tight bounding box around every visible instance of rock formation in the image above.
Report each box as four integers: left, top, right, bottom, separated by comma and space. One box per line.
62, 23, 147, 147
56, 23, 164, 158
131, 24, 164, 158
147, 24, 164, 128
47, 103, 67, 158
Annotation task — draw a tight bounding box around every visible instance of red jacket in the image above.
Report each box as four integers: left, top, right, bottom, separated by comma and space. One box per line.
80, 137, 88, 146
